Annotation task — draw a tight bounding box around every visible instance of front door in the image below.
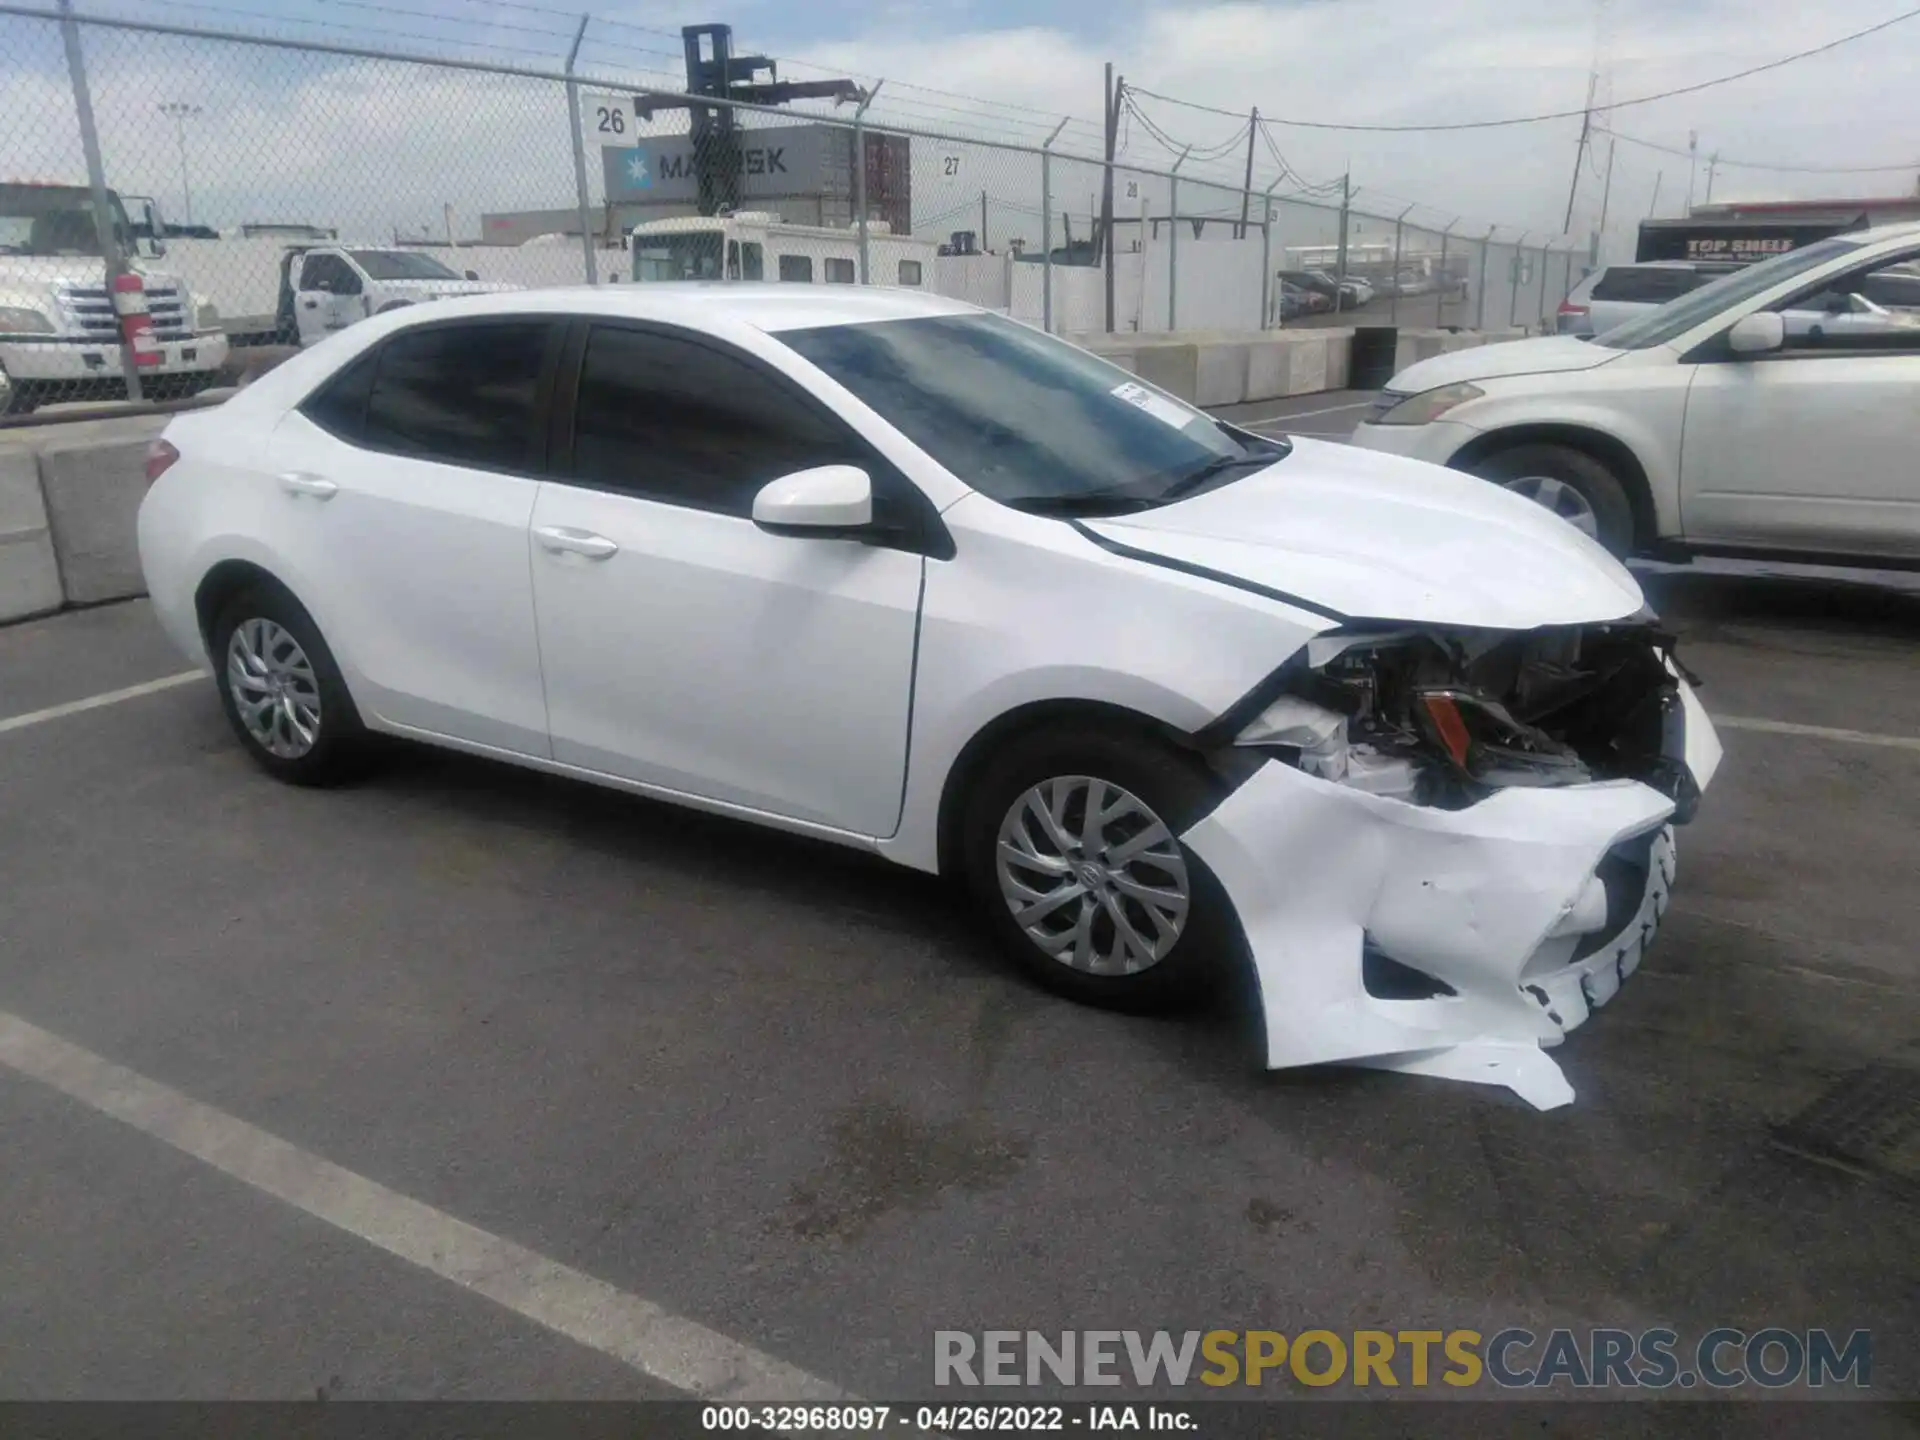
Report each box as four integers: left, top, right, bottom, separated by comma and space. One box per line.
527, 321, 925, 837
294, 251, 365, 346
1681, 244, 1920, 558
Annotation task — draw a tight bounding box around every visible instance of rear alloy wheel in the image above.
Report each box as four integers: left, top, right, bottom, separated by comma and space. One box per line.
211, 586, 365, 785
1472, 442, 1636, 557
960, 726, 1239, 1012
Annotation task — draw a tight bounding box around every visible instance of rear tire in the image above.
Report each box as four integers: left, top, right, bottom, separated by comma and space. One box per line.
1471, 442, 1637, 556
210, 584, 366, 786
958, 724, 1241, 1014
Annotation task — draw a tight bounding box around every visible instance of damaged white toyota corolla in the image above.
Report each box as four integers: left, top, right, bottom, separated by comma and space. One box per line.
137, 286, 1720, 1109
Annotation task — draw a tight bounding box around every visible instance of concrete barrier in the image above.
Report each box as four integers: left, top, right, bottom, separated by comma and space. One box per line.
17, 414, 168, 608
0, 448, 63, 623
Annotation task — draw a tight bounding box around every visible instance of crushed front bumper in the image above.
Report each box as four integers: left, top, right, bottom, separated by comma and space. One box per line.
1183, 680, 1722, 1110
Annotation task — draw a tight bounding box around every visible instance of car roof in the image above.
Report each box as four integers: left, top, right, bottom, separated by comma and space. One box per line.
359, 281, 978, 335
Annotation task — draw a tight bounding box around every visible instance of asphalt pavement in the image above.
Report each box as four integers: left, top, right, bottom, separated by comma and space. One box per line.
1, 477, 1917, 1423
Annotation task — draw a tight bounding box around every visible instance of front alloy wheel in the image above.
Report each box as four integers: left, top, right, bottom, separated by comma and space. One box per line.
995, 775, 1191, 977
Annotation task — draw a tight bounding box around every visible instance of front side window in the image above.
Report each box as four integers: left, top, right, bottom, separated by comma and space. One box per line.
300, 254, 359, 295
780, 312, 1285, 514
1772, 248, 1920, 353
569, 325, 864, 516
740, 242, 765, 281
1595, 237, 1865, 350
348, 249, 460, 281
634, 233, 723, 281
825, 257, 857, 284
778, 254, 813, 283
360, 322, 554, 471
897, 259, 923, 287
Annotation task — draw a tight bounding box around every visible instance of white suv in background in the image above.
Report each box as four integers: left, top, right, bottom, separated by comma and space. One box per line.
1354, 223, 1920, 561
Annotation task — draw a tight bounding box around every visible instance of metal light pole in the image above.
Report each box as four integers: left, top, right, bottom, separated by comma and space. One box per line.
1476, 224, 1495, 330
1167, 143, 1192, 332
157, 101, 202, 226
1437, 216, 1458, 326
563, 15, 598, 284
852, 80, 884, 284
1508, 230, 1530, 330
1041, 115, 1070, 332
65, 0, 141, 402
1388, 201, 1415, 325
1259, 176, 1281, 329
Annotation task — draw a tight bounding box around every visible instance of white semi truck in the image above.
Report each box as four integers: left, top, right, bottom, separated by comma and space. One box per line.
0, 181, 228, 414
629, 213, 938, 290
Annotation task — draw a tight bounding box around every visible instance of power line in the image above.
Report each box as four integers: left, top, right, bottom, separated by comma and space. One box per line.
1596, 125, 1920, 175
1125, 5, 1920, 132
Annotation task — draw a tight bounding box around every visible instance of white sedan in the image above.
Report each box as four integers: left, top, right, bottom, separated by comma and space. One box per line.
137, 285, 1721, 1109
1354, 221, 1920, 560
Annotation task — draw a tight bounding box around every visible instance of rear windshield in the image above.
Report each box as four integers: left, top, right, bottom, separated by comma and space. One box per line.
1592, 267, 1719, 304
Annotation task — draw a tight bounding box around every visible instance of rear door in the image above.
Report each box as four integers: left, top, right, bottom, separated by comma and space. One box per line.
267, 317, 564, 754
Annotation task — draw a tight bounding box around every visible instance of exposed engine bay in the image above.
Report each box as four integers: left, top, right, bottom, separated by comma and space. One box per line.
1216, 618, 1703, 822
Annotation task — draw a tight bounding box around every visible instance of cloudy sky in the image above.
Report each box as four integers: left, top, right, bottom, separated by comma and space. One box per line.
7, 0, 1917, 256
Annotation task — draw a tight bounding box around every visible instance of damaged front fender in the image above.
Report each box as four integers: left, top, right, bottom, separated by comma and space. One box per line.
1184, 675, 1719, 1110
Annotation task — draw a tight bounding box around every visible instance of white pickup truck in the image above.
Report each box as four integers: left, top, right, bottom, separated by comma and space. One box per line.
0, 181, 228, 414
278, 245, 519, 347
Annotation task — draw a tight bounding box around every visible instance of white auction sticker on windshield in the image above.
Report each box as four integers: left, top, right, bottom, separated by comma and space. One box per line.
1111, 381, 1201, 431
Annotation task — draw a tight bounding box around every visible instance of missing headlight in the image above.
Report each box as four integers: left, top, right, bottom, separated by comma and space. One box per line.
1229, 620, 1702, 813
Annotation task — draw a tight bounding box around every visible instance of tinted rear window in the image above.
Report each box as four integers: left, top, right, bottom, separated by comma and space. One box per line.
1592, 267, 1718, 304
360, 322, 554, 472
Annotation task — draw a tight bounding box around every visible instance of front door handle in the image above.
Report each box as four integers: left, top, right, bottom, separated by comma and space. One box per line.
534, 526, 619, 560
278, 471, 338, 499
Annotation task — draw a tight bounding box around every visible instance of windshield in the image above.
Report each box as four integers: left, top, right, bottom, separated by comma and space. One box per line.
0, 183, 131, 257
780, 313, 1287, 513
1594, 237, 1864, 349
348, 249, 461, 281
634, 232, 724, 281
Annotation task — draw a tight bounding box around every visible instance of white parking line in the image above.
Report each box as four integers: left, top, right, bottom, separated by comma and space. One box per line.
1714, 714, 1920, 753
0, 671, 205, 736
0, 1008, 849, 1402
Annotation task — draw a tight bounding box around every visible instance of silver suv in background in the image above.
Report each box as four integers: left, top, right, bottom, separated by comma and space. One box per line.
1556, 262, 1729, 338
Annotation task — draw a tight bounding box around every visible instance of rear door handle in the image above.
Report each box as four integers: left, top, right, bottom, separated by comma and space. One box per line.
534, 526, 618, 560
278, 471, 338, 499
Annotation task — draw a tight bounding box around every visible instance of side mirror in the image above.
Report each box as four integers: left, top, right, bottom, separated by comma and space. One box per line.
464, 269, 479, 281
751, 465, 874, 538
1727, 312, 1785, 356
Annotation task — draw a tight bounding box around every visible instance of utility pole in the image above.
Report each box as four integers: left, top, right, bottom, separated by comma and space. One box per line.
1334, 171, 1351, 293
1592, 138, 1616, 266
980, 191, 988, 253
1647, 169, 1664, 219
1101, 63, 1119, 332
1705, 152, 1720, 206
157, 101, 202, 226
1237, 107, 1258, 239
1685, 131, 1698, 213
1562, 71, 1597, 235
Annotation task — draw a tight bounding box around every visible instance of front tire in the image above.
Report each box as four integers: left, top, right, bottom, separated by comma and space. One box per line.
210, 585, 365, 785
958, 725, 1239, 1013
1471, 442, 1636, 556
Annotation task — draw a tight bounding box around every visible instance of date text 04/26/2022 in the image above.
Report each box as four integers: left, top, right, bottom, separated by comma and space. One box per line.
700, 1406, 1195, 1432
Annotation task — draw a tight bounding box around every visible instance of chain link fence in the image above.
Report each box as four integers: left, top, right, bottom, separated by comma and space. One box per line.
0, 3, 1587, 415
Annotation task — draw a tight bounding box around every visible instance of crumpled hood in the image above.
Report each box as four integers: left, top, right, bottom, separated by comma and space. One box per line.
1388, 334, 1622, 393
1083, 437, 1646, 629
